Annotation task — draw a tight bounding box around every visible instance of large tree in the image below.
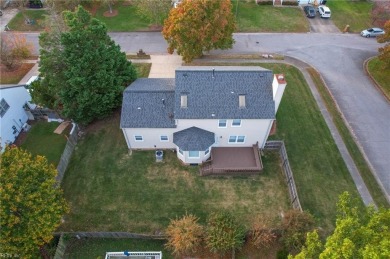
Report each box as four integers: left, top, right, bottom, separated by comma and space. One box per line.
35, 6, 137, 124
162, 0, 236, 63
0, 147, 69, 258
377, 20, 390, 69
292, 192, 390, 258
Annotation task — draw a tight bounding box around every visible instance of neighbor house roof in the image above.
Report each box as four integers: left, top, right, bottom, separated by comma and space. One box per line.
120, 79, 176, 128
174, 66, 275, 120
173, 127, 215, 151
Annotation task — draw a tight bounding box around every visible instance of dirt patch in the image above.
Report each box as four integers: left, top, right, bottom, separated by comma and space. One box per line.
103, 9, 118, 17
0, 63, 35, 84
122, 0, 133, 6
149, 24, 163, 31
84, 3, 100, 16
13, 120, 38, 147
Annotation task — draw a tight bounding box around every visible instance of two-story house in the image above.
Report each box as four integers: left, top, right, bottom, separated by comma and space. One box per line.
120, 66, 287, 165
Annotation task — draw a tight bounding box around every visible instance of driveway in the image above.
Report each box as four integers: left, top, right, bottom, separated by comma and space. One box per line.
308, 17, 340, 33
0, 8, 18, 30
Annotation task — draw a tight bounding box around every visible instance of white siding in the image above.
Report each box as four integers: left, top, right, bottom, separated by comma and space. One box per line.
122, 128, 177, 149
0, 86, 32, 152
122, 119, 274, 151
177, 147, 210, 164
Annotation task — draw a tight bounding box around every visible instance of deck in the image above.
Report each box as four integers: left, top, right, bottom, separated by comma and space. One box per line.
200, 145, 263, 176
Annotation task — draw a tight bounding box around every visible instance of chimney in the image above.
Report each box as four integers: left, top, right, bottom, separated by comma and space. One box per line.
272, 74, 287, 114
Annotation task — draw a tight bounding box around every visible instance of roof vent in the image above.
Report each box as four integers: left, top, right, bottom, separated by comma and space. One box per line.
212, 68, 215, 79
162, 99, 165, 106
211, 113, 215, 117
137, 107, 141, 110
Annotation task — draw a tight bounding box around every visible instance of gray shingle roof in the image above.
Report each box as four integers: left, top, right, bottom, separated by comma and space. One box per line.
174, 66, 275, 119
173, 127, 215, 151
120, 79, 176, 128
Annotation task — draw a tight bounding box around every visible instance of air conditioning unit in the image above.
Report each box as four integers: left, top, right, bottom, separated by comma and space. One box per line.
22, 123, 31, 132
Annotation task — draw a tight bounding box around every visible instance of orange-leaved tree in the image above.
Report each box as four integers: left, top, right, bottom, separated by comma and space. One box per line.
0, 33, 33, 70
162, 0, 236, 63
377, 20, 390, 69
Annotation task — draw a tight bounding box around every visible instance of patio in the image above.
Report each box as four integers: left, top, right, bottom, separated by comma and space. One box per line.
200, 145, 263, 176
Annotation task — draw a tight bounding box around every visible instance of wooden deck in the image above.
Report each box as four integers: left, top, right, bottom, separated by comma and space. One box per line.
200, 145, 263, 176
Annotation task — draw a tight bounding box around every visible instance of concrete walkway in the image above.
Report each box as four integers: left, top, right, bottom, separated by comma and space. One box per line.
19, 61, 39, 85
196, 56, 376, 207
148, 54, 182, 78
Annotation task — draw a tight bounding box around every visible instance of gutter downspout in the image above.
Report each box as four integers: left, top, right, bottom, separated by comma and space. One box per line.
262, 119, 275, 149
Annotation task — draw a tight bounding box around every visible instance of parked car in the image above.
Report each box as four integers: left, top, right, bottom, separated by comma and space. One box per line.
304, 6, 316, 18
360, 28, 385, 38
318, 5, 331, 18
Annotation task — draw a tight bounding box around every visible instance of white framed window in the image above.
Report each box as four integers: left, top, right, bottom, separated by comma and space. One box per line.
134, 135, 143, 141
160, 135, 169, 141
0, 98, 10, 118
218, 119, 227, 128
188, 151, 200, 158
205, 148, 210, 155
228, 135, 245, 144
228, 136, 237, 143
179, 149, 184, 155
237, 136, 245, 143
232, 119, 241, 127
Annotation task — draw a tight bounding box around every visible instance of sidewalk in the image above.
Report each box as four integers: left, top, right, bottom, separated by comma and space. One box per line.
0, 8, 18, 30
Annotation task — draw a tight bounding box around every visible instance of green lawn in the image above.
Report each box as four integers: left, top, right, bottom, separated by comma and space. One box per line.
307, 68, 389, 208
64, 238, 172, 259
93, 2, 151, 32
327, 0, 373, 33
7, 10, 47, 31
20, 121, 67, 166
235, 1, 309, 32
133, 63, 151, 78
367, 57, 390, 100
60, 115, 290, 233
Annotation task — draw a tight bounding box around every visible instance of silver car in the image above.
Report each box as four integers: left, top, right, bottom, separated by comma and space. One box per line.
360, 28, 385, 38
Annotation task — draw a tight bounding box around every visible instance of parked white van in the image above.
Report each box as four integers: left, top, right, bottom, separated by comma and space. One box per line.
318, 5, 331, 18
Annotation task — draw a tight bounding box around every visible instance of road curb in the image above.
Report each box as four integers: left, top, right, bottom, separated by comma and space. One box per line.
363, 56, 390, 103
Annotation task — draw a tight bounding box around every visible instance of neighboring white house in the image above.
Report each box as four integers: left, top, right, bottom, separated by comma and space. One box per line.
120, 66, 287, 165
0, 84, 36, 152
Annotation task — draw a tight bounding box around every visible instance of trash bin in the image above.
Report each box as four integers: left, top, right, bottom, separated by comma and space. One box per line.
156, 150, 163, 162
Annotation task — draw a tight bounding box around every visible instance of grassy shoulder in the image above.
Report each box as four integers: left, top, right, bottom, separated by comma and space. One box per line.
7, 10, 47, 31
327, 0, 373, 33
133, 63, 152, 78
307, 68, 389, 208
235, 2, 309, 32
367, 57, 390, 100
20, 121, 68, 166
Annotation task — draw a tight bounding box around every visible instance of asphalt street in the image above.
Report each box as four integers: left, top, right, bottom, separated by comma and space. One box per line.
19, 31, 390, 201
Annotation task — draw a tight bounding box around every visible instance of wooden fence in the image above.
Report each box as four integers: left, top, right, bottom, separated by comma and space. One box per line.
53, 232, 166, 239
56, 123, 79, 183
264, 140, 302, 211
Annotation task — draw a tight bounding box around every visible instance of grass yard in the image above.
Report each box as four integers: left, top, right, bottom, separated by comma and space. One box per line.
64, 238, 172, 259
59, 113, 290, 233
92, 2, 151, 32
7, 10, 47, 31
327, 0, 373, 33
235, 1, 309, 32
20, 121, 68, 166
133, 63, 151, 78
367, 57, 390, 100
0, 63, 35, 84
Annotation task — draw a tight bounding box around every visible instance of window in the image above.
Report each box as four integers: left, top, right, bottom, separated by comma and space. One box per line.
134, 135, 143, 141
179, 149, 184, 155
181, 95, 187, 108
232, 119, 241, 127
205, 148, 210, 155
188, 151, 199, 158
239, 95, 246, 108
160, 135, 168, 141
228, 136, 245, 143
229, 136, 237, 143
0, 99, 10, 118
237, 136, 245, 143
218, 119, 227, 128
